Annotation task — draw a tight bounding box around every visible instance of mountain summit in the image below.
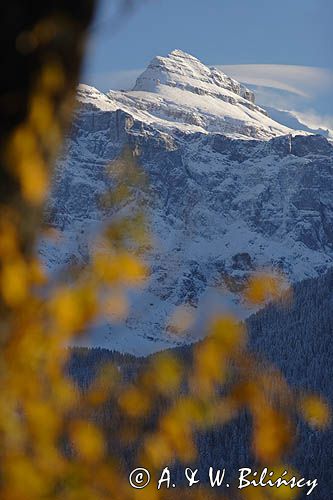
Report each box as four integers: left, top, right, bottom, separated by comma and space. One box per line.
132, 49, 256, 102
79, 50, 292, 140
44, 50, 333, 354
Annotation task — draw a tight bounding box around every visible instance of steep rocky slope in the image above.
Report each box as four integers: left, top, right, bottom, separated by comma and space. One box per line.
42, 50, 333, 354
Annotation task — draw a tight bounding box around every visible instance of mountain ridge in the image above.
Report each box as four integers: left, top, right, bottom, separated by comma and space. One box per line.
42, 50, 333, 355
78, 50, 296, 140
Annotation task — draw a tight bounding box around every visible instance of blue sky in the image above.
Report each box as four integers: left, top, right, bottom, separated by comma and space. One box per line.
83, 0, 333, 130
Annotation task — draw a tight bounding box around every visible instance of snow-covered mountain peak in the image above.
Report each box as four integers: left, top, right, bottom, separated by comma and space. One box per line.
77, 50, 297, 140
45, 50, 333, 354
133, 49, 256, 105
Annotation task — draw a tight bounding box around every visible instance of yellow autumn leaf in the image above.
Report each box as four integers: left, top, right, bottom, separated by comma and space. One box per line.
70, 420, 105, 463
209, 314, 245, 353
119, 386, 151, 418
149, 353, 183, 394
50, 288, 84, 333
244, 272, 287, 305
5, 457, 47, 498
39, 61, 65, 94
29, 93, 54, 134
301, 395, 331, 430
29, 258, 47, 285
1, 258, 28, 306
253, 409, 292, 463
144, 432, 173, 467
93, 251, 147, 286
117, 252, 148, 286
0, 220, 18, 258
19, 155, 49, 204
7, 124, 37, 161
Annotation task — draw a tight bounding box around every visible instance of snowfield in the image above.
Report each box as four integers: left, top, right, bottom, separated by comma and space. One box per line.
79, 49, 293, 140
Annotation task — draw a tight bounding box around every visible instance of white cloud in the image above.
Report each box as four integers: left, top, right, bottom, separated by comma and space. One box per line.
292, 110, 333, 133
217, 64, 333, 99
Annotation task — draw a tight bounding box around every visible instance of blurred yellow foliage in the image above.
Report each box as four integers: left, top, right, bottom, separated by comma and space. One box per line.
209, 314, 245, 352
70, 420, 105, 462
20, 156, 48, 204
93, 251, 147, 286
149, 353, 183, 395
300, 395, 331, 430
1, 257, 29, 306
0, 13, 328, 500
244, 272, 288, 305
253, 408, 293, 463
119, 386, 151, 417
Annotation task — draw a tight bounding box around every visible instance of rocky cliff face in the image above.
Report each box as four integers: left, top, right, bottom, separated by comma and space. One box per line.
41, 51, 333, 355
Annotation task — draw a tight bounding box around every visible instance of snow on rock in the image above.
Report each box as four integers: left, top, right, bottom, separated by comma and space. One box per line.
78, 50, 293, 140
133, 49, 256, 103
42, 51, 333, 355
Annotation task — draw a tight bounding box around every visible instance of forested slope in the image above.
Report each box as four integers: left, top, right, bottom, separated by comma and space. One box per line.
68, 269, 333, 498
